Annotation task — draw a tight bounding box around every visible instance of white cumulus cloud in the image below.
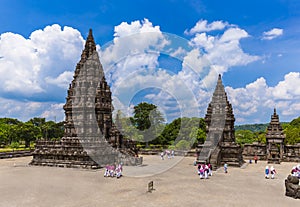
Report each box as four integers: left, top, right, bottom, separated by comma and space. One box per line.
0, 24, 84, 97
226, 72, 300, 124
262, 28, 283, 40
185, 19, 228, 35
0, 24, 89, 122
184, 22, 260, 89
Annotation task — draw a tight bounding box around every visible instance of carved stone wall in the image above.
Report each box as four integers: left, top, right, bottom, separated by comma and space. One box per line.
242, 110, 299, 163
197, 74, 244, 168
243, 143, 267, 160
30, 29, 142, 168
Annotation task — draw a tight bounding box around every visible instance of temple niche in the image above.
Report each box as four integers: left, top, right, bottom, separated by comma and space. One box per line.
266, 108, 285, 164
30, 29, 142, 169
197, 74, 244, 169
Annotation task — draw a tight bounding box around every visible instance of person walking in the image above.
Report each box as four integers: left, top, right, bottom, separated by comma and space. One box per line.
254, 155, 258, 164
265, 166, 269, 179
270, 166, 276, 179
224, 163, 228, 173
208, 163, 212, 176
171, 150, 175, 158
160, 151, 164, 160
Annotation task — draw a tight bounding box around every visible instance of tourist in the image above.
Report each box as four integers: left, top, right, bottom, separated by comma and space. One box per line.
199, 164, 205, 179
109, 165, 116, 177
254, 155, 258, 164
208, 163, 212, 176
224, 163, 228, 173
297, 165, 300, 178
115, 164, 123, 178
197, 163, 201, 175
270, 166, 276, 179
160, 151, 165, 160
204, 164, 209, 179
171, 150, 175, 158
193, 158, 197, 166
104, 165, 110, 177
166, 150, 171, 159
265, 166, 269, 179
291, 166, 297, 177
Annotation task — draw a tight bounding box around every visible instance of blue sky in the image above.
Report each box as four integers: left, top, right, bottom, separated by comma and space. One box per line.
0, 0, 300, 124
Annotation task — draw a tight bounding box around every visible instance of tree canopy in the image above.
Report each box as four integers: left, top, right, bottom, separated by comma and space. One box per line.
0, 117, 64, 148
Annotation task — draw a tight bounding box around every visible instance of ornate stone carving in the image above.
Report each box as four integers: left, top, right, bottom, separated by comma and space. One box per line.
285, 175, 300, 199
30, 29, 142, 168
266, 108, 285, 164
197, 74, 244, 169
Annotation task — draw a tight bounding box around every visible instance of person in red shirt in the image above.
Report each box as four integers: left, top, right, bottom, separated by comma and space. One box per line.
254, 155, 258, 164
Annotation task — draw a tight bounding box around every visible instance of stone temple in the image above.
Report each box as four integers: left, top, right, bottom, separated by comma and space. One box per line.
30, 29, 142, 168
197, 74, 244, 169
266, 108, 285, 164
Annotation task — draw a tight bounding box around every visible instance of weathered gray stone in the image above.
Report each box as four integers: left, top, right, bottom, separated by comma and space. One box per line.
285, 175, 300, 199
197, 74, 244, 169
30, 29, 142, 168
266, 108, 285, 164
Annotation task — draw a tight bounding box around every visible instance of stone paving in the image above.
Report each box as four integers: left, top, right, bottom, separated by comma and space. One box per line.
0, 156, 299, 207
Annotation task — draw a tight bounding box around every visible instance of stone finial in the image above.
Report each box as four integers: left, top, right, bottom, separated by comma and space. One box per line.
80, 28, 97, 63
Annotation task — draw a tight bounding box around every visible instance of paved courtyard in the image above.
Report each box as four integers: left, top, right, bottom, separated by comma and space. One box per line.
0, 155, 299, 207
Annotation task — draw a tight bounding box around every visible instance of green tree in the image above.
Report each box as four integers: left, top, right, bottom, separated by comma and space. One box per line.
159, 117, 205, 147
130, 102, 165, 146
28, 117, 46, 127
0, 123, 9, 146
189, 127, 206, 146
235, 130, 255, 145
175, 140, 191, 150
0, 118, 22, 145
0, 118, 21, 125
290, 116, 300, 127
284, 124, 300, 145
17, 122, 42, 147
41, 121, 64, 140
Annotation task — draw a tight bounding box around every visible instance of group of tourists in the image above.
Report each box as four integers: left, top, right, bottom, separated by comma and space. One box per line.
160, 150, 175, 160
265, 165, 277, 179
249, 155, 258, 164
197, 163, 213, 179
290, 164, 300, 178
104, 163, 123, 178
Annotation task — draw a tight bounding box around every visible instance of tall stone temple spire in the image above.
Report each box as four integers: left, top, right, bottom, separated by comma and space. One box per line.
197, 74, 243, 169
30, 29, 142, 168
266, 108, 285, 163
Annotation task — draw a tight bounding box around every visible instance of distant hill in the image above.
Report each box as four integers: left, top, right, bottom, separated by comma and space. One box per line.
290, 116, 300, 127
235, 123, 268, 132
235, 121, 290, 132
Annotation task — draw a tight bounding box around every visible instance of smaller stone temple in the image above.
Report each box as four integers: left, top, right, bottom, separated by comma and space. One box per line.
243, 109, 300, 163
30, 29, 142, 168
197, 74, 244, 169
266, 108, 285, 164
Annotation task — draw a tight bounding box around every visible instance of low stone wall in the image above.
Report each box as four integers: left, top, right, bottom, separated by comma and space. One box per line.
283, 144, 300, 162
242, 142, 300, 162
0, 150, 33, 159
138, 149, 197, 157
242, 143, 266, 160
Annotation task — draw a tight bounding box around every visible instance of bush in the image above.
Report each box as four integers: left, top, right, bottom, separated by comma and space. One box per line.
175, 140, 191, 150
168, 145, 176, 150
10, 141, 20, 149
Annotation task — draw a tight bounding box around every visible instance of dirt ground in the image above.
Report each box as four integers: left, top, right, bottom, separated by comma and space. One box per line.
0, 155, 299, 207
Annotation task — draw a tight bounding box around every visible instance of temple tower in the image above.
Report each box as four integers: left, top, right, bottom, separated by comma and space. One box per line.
266, 108, 285, 164
30, 29, 142, 168
197, 74, 244, 168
